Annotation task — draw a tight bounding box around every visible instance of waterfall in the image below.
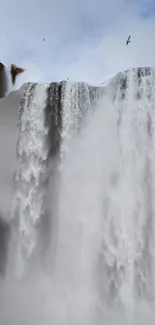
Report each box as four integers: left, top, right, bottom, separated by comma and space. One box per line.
1, 68, 155, 324
9, 83, 49, 276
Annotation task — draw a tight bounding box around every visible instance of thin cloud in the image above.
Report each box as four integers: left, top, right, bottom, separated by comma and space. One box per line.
0, 0, 155, 86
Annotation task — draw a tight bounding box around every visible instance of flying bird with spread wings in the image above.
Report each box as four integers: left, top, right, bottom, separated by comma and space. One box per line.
126, 35, 131, 45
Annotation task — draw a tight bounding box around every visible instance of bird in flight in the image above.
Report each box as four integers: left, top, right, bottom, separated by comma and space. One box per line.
126, 35, 131, 45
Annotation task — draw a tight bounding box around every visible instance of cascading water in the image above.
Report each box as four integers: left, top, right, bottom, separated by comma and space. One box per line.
8, 83, 49, 276
60, 82, 91, 159
0, 68, 155, 325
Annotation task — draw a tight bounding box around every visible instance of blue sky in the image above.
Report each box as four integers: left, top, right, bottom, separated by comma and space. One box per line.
1, 0, 155, 88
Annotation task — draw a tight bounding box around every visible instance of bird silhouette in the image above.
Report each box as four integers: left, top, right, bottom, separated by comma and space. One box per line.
126, 35, 131, 45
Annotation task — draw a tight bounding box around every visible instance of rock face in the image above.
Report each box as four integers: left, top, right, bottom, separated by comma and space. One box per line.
0, 62, 25, 98
0, 63, 8, 98
0, 216, 10, 275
